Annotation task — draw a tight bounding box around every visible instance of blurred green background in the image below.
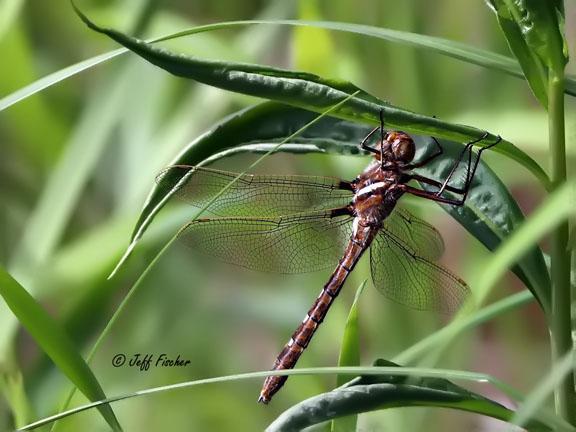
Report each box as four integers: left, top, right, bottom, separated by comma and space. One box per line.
0, 0, 575, 430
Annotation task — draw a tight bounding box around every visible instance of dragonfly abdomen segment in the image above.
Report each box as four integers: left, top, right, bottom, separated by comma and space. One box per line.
258, 221, 374, 404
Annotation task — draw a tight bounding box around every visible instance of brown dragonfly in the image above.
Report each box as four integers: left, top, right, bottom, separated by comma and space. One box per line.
160, 113, 500, 403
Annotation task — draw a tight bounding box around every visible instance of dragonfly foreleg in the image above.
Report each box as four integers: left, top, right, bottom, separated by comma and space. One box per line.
358, 126, 381, 155
435, 133, 501, 196
402, 134, 501, 205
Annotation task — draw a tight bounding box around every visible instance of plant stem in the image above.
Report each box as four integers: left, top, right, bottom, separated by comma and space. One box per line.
548, 73, 575, 425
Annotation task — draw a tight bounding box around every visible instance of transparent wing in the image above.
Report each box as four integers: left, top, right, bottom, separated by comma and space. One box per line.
157, 165, 353, 217
370, 209, 468, 313
178, 210, 353, 273
382, 208, 445, 261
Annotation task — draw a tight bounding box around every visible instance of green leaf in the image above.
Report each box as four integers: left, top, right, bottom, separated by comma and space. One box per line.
396, 184, 575, 364
510, 0, 568, 72
332, 280, 367, 432
417, 138, 550, 311
16, 366, 572, 431
485, 0, 568, 107
75, 8, 550, 193
395, 290, 534, 364
485, 0, 548, 107
336, 280, 366, 386
0, 267, 121, 431
5, 10, 576, 113
266, 359, 553, 432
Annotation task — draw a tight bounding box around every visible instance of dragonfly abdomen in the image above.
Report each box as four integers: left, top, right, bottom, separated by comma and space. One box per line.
258, 221, 375, 404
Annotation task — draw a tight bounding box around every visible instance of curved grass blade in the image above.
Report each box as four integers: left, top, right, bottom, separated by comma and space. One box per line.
332, 280, 367, 432
74, 8, 549, 192
395, 290, 534, 364
6, 12, 576, 114
511, 349, 576, 429
417, 137, 550, 311
18, 366, 568, 431
266, 360, 554, 432
0, 267, 121, 431
0, 48, 125, 112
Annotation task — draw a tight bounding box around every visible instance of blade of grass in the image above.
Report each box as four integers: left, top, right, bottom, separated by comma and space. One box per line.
395, 290, 534, 364
19, 366, 573, 432
4, 15, 576, 114
0, 266, 121, 431
332, 280, 367, 432
510, 349, 576, 430
336, 280, 366, 387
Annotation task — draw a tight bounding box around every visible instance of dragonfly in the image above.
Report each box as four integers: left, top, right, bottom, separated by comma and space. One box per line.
159, 112, 501, 404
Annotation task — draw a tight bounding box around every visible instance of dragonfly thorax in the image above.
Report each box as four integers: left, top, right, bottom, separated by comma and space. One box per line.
352, 165, 404, 226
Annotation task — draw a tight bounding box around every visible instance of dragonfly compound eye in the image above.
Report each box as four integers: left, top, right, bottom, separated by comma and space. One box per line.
389, 132, 416, 164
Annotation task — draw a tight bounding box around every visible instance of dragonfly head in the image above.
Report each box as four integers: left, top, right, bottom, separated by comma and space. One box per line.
384, 131, 416, 164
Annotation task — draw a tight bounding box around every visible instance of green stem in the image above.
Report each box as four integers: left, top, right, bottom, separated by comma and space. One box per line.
548, 73, 575, 424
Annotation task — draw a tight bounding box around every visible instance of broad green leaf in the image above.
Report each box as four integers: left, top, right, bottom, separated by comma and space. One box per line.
75, 8, 550, 194
266, 359, 553, 432
332, 280, 367, 432
0, 267, 121, 431
417, 138, 550, 311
